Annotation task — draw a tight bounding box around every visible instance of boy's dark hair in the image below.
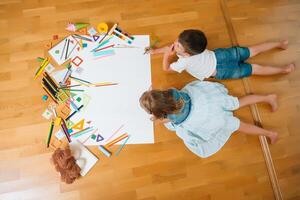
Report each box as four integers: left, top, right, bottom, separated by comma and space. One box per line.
178, 29, 207, 55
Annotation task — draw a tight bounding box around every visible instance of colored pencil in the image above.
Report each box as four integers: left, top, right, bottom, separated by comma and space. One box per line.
67, 42, 78, 58
59, 84, 81, 89
62, 68, 72, 84
92, 82, 118, 87
34, 59, 49, 79
105, 133, 128, 148
73, 34, 93, 42
70, 76, 92, 84
60, 39, 67, 60
61, 120, 71, 142
35, 58, 48, 75
98, 32, 108, 44
105, 124, 124, 142
115, 135, 130, 156
71, 78, 91, 87
71, 127, 94, 138
94, 44, 114, 52
65, 39, 70, 60
65, 105, 84, 121
62, 88, 85, 92
46, 120, 55, 148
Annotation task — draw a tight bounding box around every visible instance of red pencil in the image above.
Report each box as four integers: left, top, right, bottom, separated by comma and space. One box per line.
94, 44, 114, 52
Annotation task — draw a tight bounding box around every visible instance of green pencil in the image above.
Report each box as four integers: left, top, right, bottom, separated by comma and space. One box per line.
47, 120, 54, 148
62, 88, 85, 92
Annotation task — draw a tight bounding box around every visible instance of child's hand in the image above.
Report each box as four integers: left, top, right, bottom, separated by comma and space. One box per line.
165, 44, 176, 56
144, 47, 152, 54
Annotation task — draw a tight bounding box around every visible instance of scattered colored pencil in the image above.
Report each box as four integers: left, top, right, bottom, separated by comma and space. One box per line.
92, 82, 118, 87
71, 78, 91, 87
61, 120, 71, 142
71, 127, 94, 138
98, 32, 108, 44
46, 120, 54, 148
62, 88, 85, 92
34, 58, 49, 79
70, 76, 92, 84
105, 133, 128, 148
73, 34, 93, 42
94, 44, 115, 52
60, 39, 67, 60
65, 39, 70, 60
115, 135, 130, 156
59, 84, 81, 89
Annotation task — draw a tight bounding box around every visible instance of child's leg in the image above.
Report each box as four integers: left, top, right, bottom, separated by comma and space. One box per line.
248, 40, 288, 57
238, 121, 278, 144
238, 94, 278, 112
252, 63, 295, 76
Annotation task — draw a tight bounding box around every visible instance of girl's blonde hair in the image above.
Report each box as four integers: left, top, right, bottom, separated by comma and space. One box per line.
139, 89, 183, 119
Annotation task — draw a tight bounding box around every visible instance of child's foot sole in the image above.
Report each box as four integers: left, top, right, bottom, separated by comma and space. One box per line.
268, 131, 278, 144
280, 39, 289, 50
267, 94, 278, 112
282, 63, 295, 74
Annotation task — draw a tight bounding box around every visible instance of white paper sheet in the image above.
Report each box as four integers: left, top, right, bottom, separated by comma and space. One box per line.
51, 35, 154, 145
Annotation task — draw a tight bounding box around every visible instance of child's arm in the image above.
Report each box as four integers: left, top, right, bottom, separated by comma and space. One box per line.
162, 44, 176, 72
149, 46, 169, 54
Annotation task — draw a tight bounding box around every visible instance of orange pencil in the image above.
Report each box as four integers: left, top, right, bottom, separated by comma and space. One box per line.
105, 133, 128, 148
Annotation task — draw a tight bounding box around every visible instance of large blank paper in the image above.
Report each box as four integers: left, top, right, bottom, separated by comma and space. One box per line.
67, 35, 154, 145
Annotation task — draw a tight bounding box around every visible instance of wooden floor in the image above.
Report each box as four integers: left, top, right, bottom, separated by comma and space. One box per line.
0, 0, 299, 199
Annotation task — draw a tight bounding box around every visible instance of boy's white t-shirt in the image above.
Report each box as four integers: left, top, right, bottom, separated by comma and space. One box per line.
170, 49, 217, 80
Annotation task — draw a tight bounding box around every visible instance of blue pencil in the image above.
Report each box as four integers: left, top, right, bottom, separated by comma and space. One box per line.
115, 135, 130, 156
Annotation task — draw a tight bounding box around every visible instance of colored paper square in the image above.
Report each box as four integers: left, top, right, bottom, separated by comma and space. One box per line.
76, 97, 82, 102
71, 56, 83, 67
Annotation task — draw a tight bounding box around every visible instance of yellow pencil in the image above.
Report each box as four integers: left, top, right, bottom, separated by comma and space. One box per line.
34, 58, 49, 79
92, 82, 118, 87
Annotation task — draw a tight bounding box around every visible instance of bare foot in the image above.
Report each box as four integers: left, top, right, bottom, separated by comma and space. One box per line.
282, 63, 295, 74
268, 131, 278, 144
267, 94, 278, 112
279, 39, 288, 50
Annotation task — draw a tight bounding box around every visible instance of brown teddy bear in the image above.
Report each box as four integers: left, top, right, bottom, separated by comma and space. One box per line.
51, 148, 81, 184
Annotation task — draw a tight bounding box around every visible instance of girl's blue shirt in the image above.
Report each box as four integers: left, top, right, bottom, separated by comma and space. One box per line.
167, 89, 191, 124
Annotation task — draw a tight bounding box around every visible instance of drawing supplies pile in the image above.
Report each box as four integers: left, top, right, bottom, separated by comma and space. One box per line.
35, 22, 135, 176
